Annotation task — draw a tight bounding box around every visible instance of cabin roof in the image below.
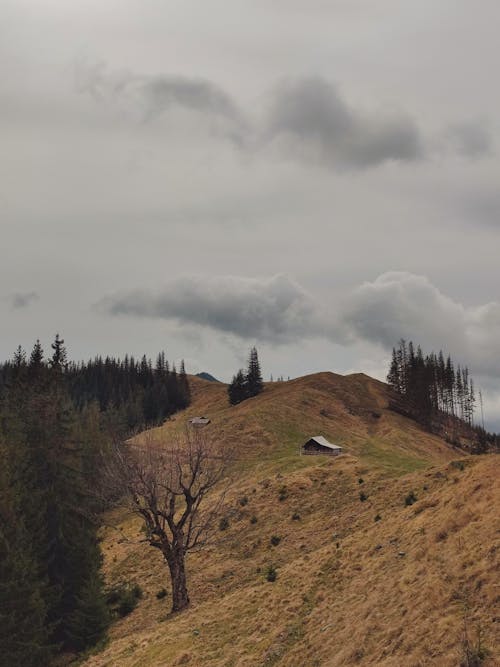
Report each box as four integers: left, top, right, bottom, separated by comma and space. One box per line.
189, 416, 211, 425
307, 435, 342, 450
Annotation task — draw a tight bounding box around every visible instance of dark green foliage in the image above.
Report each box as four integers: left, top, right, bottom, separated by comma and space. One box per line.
228, 347, 264, 405
359, 491, 368, 502
358, 477, 364, 484
374, 514, 382, 522
388, 340, 475, 428
278, 486, 288, 502
0, 336, 189, 661
246, 347, 263, 398
265, 565, 277, 582
106, 583, 142, 618
270, 535, 281, 546
66, 575, 110, 651
0, 453, 52, 667
156, 588, 168, 600
239, 496, 248, 506
250, 515, 258, 524
405, 491, 417, 506
228, 369, 247, 406
219, 517, 229, 531
291, 513, 301, 521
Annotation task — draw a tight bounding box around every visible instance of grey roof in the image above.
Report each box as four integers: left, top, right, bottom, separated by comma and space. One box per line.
189, 416, 211, 425
307, 435, 342, 450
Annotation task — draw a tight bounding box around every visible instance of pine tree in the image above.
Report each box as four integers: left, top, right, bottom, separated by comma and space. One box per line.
246, 347, 263, 398
0, 442, 52, 666
228, 369, 247, 405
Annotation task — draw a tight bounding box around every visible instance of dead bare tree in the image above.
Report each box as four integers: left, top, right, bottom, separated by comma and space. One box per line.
103, 429, 230, 612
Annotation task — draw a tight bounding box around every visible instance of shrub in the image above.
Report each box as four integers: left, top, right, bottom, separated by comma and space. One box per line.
278, 486, 288, 502
359, 491, 368, 502
374, 514, 381, 522
156, 588, 167, 600
291, 513, 301, 521
358, 477, 364, 485
250, 515, 258, 524
266, 565, 277, 582
405, 491, 417, 506
219, 517, 229, 531
270, 535, 281, 546
106, 582, 143, 618
239, 496, 248, 507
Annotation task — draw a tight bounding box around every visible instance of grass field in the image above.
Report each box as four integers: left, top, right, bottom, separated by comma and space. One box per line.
83, 373, 499, 666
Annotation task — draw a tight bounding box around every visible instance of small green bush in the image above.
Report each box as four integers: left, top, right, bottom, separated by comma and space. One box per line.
250, 515, 258, 524
156, 588, 167, 600
374, 514, 381, 522
358, 477, 364, 484
291, 513, 301, 521
106, 582, 143, 618
270, 535, 281, 546
359, 491, 368, 502
219, 517, 229, 531
266, 565, 277, 582
239, 496, 248, 506
405, 491, 417, 506
278, 486, 288, 502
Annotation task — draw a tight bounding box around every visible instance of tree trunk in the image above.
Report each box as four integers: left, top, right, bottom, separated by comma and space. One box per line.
166, 549, 190, 613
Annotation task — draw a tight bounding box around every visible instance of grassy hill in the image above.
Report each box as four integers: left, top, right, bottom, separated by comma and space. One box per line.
83, 373, 499, 666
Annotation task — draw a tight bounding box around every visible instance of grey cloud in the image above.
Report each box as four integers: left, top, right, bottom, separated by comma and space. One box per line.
264, 77, 422, 168
77, 65, 492, 170
98, 271, 500, 378
97, 274, 324, 344
342, 271, 500, 377
75, 61, 246, 143
446, 121, 493, 158
10, 291, 39, 310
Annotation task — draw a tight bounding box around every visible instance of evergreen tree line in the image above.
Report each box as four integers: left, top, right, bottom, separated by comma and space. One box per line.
0, 336, 192, 664
386, 340, 500, 452
387, 340, 476, 426
228, 347, 264, 405
1, 346, 191, 436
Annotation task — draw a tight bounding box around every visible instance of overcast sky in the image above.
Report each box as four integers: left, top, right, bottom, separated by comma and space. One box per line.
2, 1, 500, 429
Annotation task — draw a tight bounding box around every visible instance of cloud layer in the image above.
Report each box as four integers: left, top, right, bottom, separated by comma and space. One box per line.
77, 64, 489, 170
264, 77, 422, 168
99, 271, 500, 379
98, 274, 323, 344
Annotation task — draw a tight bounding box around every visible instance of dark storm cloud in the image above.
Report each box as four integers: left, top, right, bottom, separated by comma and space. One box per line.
263, 77, 423, 168
10, 292, 39, 310
97, 274, 324, 344
446, 121, 493, 158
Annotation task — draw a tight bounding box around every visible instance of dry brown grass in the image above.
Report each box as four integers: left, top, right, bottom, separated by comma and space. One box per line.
83, 374, 499, 667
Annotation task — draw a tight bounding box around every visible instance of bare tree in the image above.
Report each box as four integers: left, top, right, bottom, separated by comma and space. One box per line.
104, 429, 230, 612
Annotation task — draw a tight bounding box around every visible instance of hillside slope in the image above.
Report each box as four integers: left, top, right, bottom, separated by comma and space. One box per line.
144, 372, 461, 475
83, 373, 499, 666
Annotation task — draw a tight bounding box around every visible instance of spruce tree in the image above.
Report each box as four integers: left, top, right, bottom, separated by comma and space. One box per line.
246, 347, 263, 398
228, 369, 247, 405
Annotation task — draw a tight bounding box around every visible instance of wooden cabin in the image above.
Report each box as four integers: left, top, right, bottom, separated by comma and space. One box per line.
188, 416, 211, 427
301, 435, 342, 456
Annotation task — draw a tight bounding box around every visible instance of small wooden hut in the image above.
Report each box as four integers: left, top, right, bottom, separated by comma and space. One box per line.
188, 416, 211, 427
301, 436, 342, 456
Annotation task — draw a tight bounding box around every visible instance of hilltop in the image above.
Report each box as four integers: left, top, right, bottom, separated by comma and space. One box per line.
84, 372, 499, 666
